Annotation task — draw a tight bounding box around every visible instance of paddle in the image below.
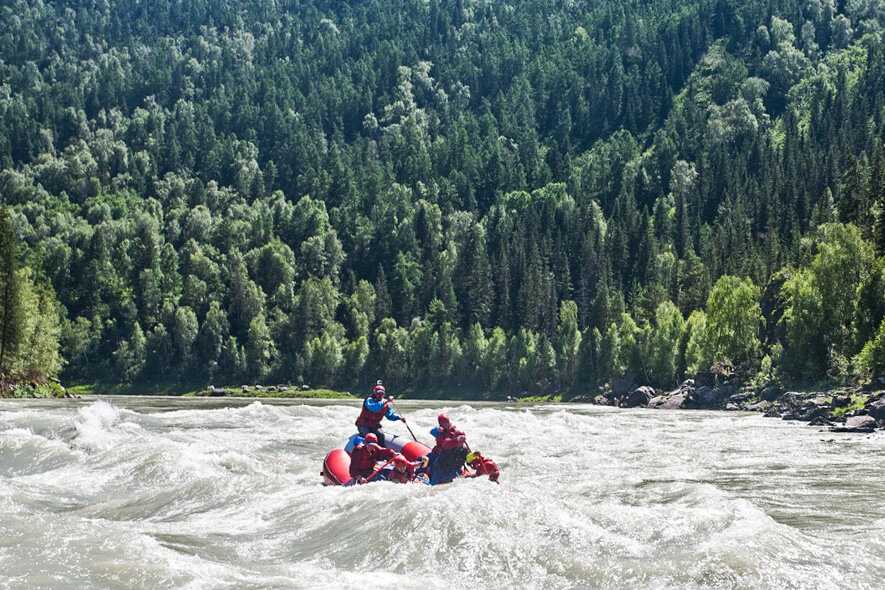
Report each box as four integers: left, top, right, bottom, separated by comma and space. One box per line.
386, 396, 421, 443
363, 458, 395, 483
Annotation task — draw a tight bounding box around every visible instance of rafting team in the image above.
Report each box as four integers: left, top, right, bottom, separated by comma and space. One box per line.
348, 380, 499, 485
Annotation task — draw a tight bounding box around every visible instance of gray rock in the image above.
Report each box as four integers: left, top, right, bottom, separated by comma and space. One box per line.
647, 395, 667, 409
694, 386, 719, 406
729, 392, 754, 404
780, 391, 803, 407
612, 377, 637, 397
658, 392, 687, 410
694, 372, 717, 387
592, 395, 610, 406
623, 386, 654, 408
808, 416, 833, 427
725, 403, 740, 411
746, 400, 772, 412
763, 406, 781, 418
831, 415, 877, 433
208, 386, 227, 397
831, 395, 851, 408
759, 383, 782, 401
867, 399, 885, 421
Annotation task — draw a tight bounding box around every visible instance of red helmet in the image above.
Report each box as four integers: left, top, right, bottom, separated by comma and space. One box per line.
437, 413, 452, 429
364, 433, 379, 444
371, 384, 386, 399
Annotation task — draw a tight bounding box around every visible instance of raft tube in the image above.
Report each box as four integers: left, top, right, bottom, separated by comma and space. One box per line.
322, 433, 430, 486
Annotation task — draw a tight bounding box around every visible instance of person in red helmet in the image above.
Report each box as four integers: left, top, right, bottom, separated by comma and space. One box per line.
354, 380, 404, 446
465, 451, 500, 483
426, 413, 469, 485
387, 453, 422, 484
349, 433, 397, 483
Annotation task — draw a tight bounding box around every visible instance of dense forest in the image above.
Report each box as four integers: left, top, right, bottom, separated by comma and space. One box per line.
1, 0, 884, 397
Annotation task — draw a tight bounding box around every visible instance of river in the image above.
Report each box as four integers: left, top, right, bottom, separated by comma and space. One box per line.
1, 397, 883, 589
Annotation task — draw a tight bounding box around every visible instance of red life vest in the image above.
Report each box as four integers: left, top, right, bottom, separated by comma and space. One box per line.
469, 455, 500, 482
349, 443, 395, 478
355, 398, 389, 428
432, 426, 467, 453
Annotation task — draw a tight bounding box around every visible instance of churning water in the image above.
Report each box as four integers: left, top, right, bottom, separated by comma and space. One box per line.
1, 397, 884, 590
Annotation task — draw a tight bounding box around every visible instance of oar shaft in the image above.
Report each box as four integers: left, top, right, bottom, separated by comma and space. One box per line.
365, 458, 394, 483
388, 397, 420, 443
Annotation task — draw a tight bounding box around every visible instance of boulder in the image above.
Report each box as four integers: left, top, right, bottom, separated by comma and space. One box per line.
612, 377, 637, 397
660, 393, 687, 410
808, 416, 833, 427
831, 415, 877, 433
647, 395, 667, 409
208, 386, 227, 397
780, 391, 804, 407
592, 395, 610, 406
866, 399, 885, 421
763, 406, 781, 418
693, 386, 719, 407
694, 372, 717, 387
759, 383, 783, 401
746, 400, 772, 412
831, 395, 851, 408
797, 405, 831, 422
623, 386, 654, 408
729, 392, 754, 404
725, 403, 740, 411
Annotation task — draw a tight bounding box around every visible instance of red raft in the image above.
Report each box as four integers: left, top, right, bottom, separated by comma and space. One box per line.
322, 434, 431, 486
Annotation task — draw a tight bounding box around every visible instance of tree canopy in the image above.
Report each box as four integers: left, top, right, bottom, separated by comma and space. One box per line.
1, 1, 884, 393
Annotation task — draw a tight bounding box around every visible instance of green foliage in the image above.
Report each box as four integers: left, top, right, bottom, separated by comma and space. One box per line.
855, 318, 885, 380
782, 223, 876, 381
683, 310, 712, 375
1, 2, 884, 394
10, 268, 64, 379
705, 276, 762, 368
647, 301, 686, 387
0, 207, 23, 372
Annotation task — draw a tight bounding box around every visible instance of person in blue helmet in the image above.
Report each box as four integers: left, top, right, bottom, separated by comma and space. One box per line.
354, 380, 405, 446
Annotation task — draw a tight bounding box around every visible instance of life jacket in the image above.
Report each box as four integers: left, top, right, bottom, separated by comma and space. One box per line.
355, 397, 389, 429
348, 443, 396, 478
469, 455, 500, 482
432, 426, 467, 453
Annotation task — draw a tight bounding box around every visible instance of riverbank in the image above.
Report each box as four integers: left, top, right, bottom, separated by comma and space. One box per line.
0, 378, 67, 399
580, 374, 885, 434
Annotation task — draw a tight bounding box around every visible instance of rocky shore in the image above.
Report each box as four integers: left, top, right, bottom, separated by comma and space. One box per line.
583, 373, 885, 434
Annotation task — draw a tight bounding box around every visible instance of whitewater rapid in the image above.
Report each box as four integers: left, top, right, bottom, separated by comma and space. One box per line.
1, 397, 883, 590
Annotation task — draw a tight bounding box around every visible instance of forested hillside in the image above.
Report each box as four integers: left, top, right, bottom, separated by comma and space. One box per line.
1, 0, 884, 395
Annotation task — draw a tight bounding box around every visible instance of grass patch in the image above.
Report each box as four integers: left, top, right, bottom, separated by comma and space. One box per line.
516, 394, 562, 404
237, 387, 355, 399
831, 394, 867, 418
69, 382, 209, 397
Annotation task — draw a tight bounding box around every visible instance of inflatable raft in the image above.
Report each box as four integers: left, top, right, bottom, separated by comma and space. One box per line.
322, 434, 431, 486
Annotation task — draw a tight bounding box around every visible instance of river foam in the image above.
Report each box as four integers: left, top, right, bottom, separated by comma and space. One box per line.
1, 397, 883, 589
